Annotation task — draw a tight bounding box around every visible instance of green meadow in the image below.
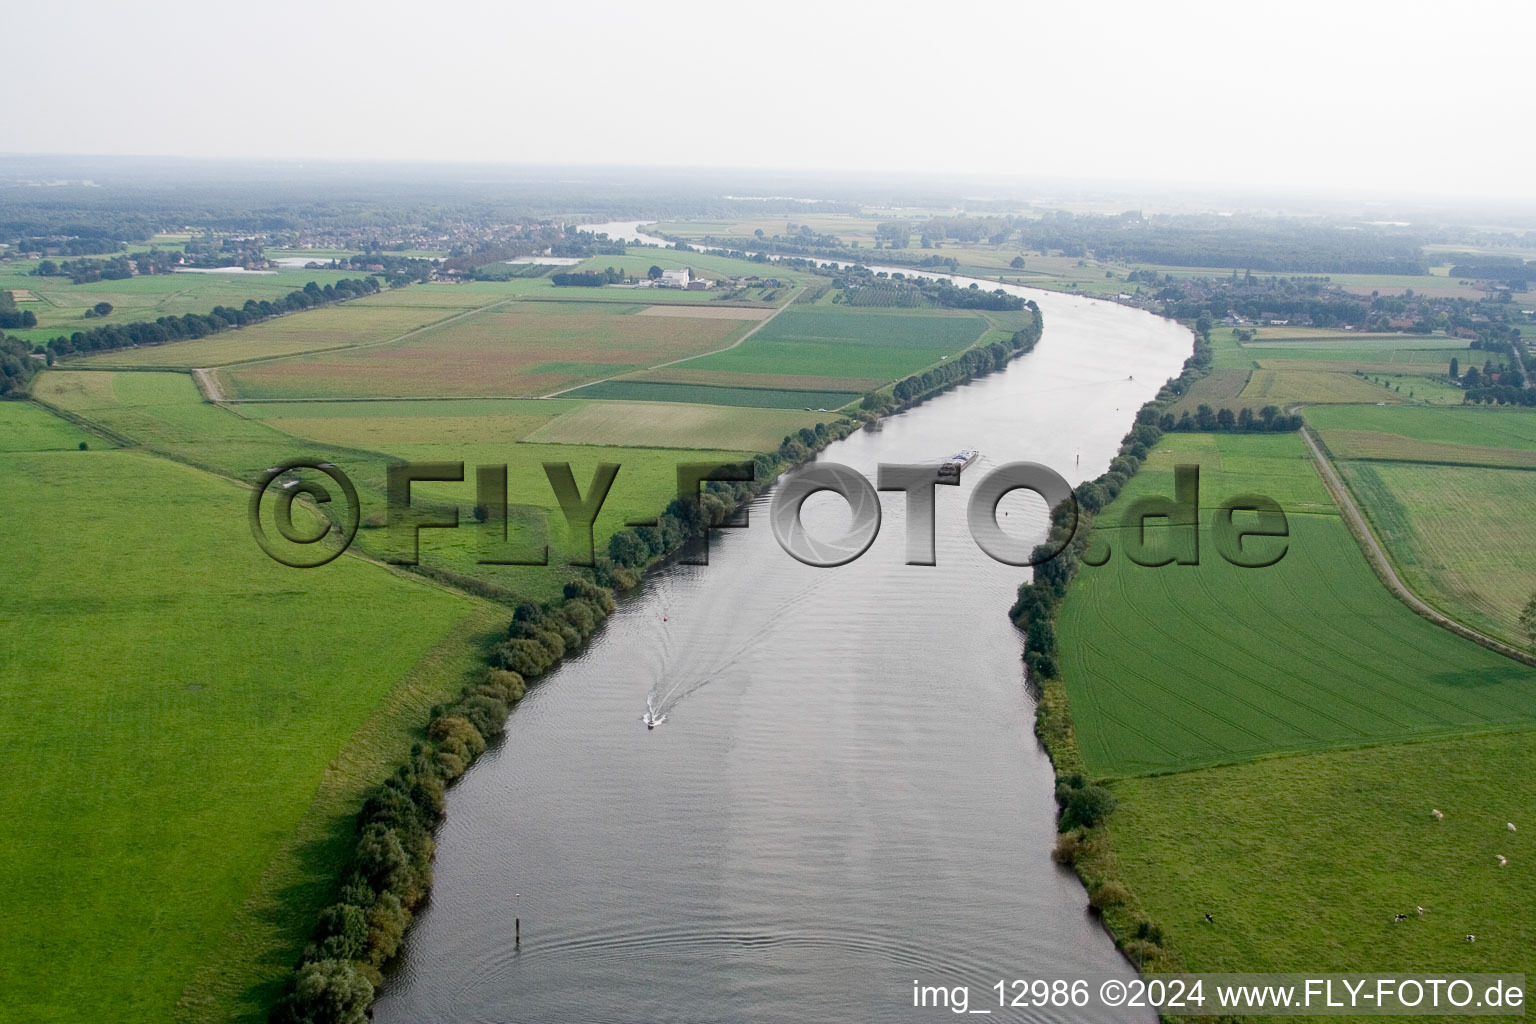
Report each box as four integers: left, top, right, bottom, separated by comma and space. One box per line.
33, 370, 756, 604
1111, 730, 1536, 982
0, 436, 486, 1022
1305, 403, 1536, 449
0, 399, 94, 451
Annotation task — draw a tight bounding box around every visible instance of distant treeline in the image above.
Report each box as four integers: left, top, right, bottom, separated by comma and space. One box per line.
1449, 258, 1535, 284
47, 277, 380, 360
1017, 213, 1426, 275
1465, 385, 1536, 406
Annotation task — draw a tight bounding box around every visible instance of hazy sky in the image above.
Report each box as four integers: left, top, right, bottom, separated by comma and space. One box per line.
10, 0, 1534, 199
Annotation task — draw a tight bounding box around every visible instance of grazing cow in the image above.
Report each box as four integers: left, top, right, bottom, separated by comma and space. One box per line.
1416, 906, 1426, 916
1496, 855, 1508, 867
1466, 935, 1476, 943
1203, 913, 1214, 923
1432, 809, 1444, 820
1394, 914, 1407, 923
1508, 822, 1517, 833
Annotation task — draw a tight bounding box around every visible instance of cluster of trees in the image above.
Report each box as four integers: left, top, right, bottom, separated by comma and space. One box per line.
838, 273, 1024, 311
889, 313, 1041, 405
923, 278, 1024, 311
335, 252, 438, 288
182, 233, 266, 269
33, 256, 133, 282
0, 290, 36, 330
602, 457, 778, 573
551, 267, 626, 287
0, 335, 40, 396
45, 277, 379, 359
1162, 403, 1302, 433
32, 251, 180, 283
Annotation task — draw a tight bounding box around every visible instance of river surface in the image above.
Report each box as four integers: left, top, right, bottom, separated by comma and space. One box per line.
374, 282, 1192, 1023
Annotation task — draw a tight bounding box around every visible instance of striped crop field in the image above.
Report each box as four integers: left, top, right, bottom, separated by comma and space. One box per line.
1055, 431, 1536, 778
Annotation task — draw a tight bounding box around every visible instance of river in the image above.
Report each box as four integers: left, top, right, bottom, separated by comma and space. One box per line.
373, 279, 1193, 1022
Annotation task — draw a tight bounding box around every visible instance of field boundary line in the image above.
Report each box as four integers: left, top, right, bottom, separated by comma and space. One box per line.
1302, 425, 1536, 668
27, 395, 139, 448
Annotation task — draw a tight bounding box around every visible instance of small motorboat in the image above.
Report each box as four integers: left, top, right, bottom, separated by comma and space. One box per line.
642, 696, 666, 729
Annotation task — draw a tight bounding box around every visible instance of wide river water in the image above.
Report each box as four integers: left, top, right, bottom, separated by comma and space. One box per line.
374, 268, 1193, 1022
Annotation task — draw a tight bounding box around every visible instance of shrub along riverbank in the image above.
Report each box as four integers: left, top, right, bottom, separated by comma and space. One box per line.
1008, 317, 1213, 975
268, 309, 1043, 1022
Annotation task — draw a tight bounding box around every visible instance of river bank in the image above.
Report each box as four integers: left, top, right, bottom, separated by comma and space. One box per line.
370, 282, 1191, 1022
269, 298, 1054, 1021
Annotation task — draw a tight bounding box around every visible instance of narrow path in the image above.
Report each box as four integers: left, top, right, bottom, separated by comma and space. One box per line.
538, 289, 798, 398
1301, 425, 1536, 667
192, 367, 224, 402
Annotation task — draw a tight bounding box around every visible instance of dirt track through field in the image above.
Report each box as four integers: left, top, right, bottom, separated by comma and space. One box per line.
1302, 425, 1536, 667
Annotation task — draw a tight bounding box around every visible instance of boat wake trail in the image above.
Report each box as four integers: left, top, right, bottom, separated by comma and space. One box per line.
643, 571, 831, 720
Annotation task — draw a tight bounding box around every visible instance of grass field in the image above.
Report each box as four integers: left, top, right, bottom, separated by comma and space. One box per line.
1056, 431, 1536, 778
1320, 430, 1536, 469
0, 400, 95, 451
1245, 344, 1470, 364
561, 379, 862, 409
1111, 730, 1536, 980
1305, 404, 1536, 450
751, 307, 989, 349
1336, 460, 1536, 647
220, 302, 748, 399
1242, 368, 1407, 405
73, 297, 485, 369
523, 400, 825, 450
34, 371, 335, 480
239, 398, 577, 450
1166, 368, 1252, 415
674, 338, 957, 380
0, 441, 482, 1022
